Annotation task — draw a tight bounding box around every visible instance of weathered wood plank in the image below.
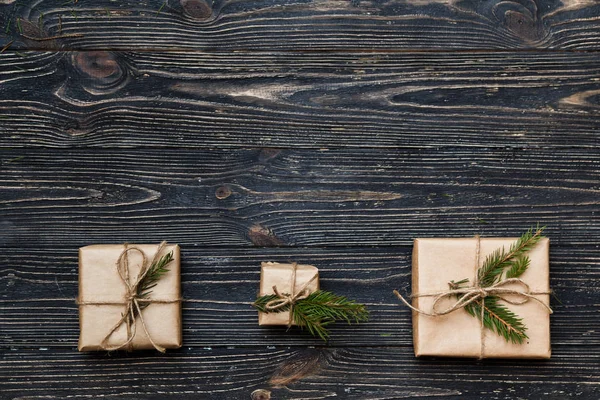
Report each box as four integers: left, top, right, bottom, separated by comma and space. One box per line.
1, 3, 598, 399
0, 347, 599, 400
1, 51, 599, 149
1, 246, 598, 347
1, 0, 600, 51
1, 147, 599, 247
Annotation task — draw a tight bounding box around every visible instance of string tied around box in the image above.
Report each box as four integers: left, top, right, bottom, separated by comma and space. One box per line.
77, 241, 181, 353
263, 262, 318, 328
394, 235, 553, 359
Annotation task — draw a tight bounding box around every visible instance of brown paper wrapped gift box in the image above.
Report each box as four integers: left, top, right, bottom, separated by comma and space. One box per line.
258, 262, 319, 326
78, 244, 182, 351
412, 237, 551, 359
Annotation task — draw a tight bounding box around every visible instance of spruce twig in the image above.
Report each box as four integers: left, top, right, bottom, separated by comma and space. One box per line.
452, 226, 546, 343
477, 225, 545, 287
453, 281, 529, 344
253, 290, 369, 341
469, 297, 528, 344
136, 251, 174, 309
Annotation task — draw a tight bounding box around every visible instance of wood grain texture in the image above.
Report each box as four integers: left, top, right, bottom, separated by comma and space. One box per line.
1, 245, 598, 348
1, 347, 599, 400
1, 147, 599, 248
1, 2, 599, 396
1, 0, 600, 51
1, 50, 600, 149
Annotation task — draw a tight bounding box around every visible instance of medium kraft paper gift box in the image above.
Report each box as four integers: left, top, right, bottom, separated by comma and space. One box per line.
258, 262, 319, 326
78, 243, 182, 351
411, 237, 551, 359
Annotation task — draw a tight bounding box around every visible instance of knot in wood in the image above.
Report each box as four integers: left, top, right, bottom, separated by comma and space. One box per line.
215, 186, 232, 199
250, 389, 271, 400
492, 0, 548, 44
71, 51, 128, 95
181, 0, 213, 20
73, 51, 122, 80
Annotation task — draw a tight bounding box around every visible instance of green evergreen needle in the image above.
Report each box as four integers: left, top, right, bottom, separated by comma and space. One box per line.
136, 251, 174, 310
454, 225, 546, 343
253, 290, 369, 341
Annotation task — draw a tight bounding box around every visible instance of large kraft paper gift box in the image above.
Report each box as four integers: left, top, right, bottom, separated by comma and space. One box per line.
78, 243, 182, 351
258, 262, 319, 326
412, 237, 551, 359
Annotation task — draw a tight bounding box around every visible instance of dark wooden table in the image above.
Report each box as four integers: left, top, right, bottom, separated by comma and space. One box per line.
1, 1, 599, 399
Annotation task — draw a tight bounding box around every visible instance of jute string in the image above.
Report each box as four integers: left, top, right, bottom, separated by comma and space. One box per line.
263, 262, 318, 328
394, 235, 553, 358
77, 241, 181, 353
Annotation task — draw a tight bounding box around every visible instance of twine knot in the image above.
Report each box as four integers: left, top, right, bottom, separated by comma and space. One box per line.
265, 286, 310, 311
414, 277, 552, 317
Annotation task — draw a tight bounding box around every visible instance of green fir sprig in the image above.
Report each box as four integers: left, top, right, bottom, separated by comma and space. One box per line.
253, 290, 369, 341
477, 225, 545, 287
452, 225, 546, 344
136, 251, 174, 308
450, 280, 529, 344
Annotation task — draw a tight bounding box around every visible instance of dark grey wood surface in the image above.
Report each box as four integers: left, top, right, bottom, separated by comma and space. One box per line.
1, 0, 600, 51
1, 0, 599, 399
1, 51, 600, 149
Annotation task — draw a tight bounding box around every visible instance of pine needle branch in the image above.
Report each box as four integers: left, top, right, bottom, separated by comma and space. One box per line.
478, 225, 545, 287
450, 226, 546, 344
464, 297, 528, 344
253, 290, 369, 341
136, 251, 174, 307
505, 256, 530, 279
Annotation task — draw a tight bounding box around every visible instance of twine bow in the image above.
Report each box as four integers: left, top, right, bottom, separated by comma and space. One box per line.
264, 262, 318, 328
394, 277, 552, 318
394, 235, 552, 358
77, 241, 181, 353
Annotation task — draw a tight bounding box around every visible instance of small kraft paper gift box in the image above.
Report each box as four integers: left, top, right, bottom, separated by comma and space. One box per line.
78, 242, 182, 352
396, 229, 552, 359
258, 262, 319, 326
